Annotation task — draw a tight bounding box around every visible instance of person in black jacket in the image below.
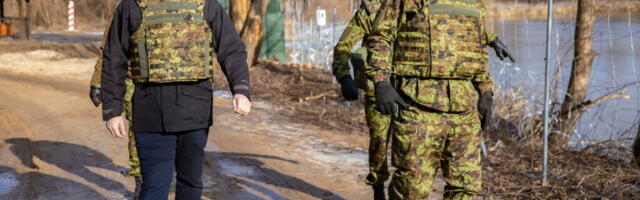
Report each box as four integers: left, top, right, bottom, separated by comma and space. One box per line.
101, 0, 251, 199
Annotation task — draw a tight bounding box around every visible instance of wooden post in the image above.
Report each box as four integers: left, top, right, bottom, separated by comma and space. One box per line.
634, 124, 640, 167
0, 0, 5, 19
240, 0, 270, 66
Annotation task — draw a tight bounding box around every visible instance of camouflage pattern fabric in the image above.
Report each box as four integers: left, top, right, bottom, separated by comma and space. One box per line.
332, 0, 382, 90
124, 78, 141, 177
366, 0, 496, 198
390, 104, 482, 200
367, 0, 496, 83
89, 12, 141, 177
130, 0, 215, 83
349, 47, 373, 91
332, 0, 393, 186
395, 78, 482, 113
364, 93, 392, 186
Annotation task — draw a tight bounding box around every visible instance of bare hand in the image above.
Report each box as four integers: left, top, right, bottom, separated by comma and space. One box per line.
106, 116, 127, 138
232, 94, 251, 116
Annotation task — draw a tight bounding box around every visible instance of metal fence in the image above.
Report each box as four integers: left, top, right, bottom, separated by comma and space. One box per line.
283, 1, 357, 71
281, 1, 640, 151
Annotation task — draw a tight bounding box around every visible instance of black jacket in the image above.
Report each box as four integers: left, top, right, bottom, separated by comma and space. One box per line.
101, 0, 250, 132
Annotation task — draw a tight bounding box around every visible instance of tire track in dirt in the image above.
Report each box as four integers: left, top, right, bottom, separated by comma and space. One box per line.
0, 72, 133, 200
0, 66, 383, 199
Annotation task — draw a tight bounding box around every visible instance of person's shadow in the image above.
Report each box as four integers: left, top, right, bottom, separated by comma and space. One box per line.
206, 152, 347, 200
0, 165, 107, 200
5, 138, 130, 195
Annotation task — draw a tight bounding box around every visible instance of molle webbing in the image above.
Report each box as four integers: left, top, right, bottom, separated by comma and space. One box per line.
392, 0, 487, 79
428, 4, 481, 18
129, 0, 215, 83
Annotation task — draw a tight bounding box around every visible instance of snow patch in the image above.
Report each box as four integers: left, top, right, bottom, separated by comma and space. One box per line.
218, 159, 257, 177
0, 172, 18, 195
297, 136, 368, 178
213, 90, 233, 99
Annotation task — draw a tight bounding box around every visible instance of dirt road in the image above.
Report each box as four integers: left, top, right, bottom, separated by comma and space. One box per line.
0, 45, 448, 199
0, 55, 374, 199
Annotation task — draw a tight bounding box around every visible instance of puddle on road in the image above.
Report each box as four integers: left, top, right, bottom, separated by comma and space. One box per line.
212, 90, 272, 110
0, 172, 18, 195
213, 90, 233, 99
217, 159, 257, 177
297, 136, 368, 179
221, 108, 369, 180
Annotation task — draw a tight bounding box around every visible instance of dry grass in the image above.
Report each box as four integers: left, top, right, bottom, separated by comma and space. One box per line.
212, 59, 368, 134
234, 59, 640, 199
3, 0, 119, 30
484, 85, 640, 199
483, 137, 640, 199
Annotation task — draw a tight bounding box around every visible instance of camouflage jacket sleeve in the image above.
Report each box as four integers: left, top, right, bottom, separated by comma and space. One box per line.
90, 15, 115, 87
483, 32, 498, 46
366, 0, 400, 83
474, 1, 494, 94
472, 72, 494, 94
332, 1, 371, 80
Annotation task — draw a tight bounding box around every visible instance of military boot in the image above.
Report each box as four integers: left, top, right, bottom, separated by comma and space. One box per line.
133, 176, 142, 200
372, 184, 386, 200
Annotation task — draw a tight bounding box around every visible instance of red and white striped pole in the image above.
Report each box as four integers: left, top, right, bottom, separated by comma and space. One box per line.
68, 0, 76, 31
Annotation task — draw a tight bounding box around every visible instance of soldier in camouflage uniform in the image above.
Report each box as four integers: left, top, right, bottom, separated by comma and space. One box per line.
367, 0, 514, 199
331, 1, 390, 199
89, 13, 143, 199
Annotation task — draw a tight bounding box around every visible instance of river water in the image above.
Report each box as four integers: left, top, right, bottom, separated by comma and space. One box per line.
283, 11, 640, 146
489, 12, 640, 145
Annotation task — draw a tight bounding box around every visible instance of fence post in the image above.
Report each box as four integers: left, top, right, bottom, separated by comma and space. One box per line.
68, 0, 75, 31
24, 17, 30, 40
542, 0, 554, 186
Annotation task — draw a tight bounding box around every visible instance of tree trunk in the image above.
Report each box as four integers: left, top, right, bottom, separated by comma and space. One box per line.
551, 0, 597, 147
16, 0, 22, 18
240, 0, 270, 67
1, 0, 5, 18
230, 0, 251, 32
634, 124, 640, 167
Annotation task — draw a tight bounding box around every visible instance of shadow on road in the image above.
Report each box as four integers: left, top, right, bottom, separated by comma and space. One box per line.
5, 138, 130, 195
207, 152, 346, 200
0, 165, 107, 200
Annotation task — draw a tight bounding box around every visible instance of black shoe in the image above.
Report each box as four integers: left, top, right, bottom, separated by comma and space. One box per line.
133, 176, 142, 200
373, 184, 386, 200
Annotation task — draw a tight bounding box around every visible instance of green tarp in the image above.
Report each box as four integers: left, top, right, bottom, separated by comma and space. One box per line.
216, 0, 286, 63
259, 0, 286, 63
217, 0, 229, 11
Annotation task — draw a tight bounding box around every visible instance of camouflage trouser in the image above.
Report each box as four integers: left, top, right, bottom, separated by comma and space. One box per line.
389, 105, 482, 200
364, 94, 393, 186
124, 79, 141, 177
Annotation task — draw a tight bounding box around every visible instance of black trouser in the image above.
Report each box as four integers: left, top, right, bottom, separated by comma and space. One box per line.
135, 129, 209, 200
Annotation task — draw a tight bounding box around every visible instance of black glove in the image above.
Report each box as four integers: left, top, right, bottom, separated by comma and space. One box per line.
488, 38, 516, 63
90, 85, 102, 107
375, 81, 409, 115
339, 76, 359, 101
478, 91, 494, 131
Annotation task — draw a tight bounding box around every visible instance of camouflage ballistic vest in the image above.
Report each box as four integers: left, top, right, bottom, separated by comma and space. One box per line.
393, 0, 488, 79
129, 0, 215, 83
